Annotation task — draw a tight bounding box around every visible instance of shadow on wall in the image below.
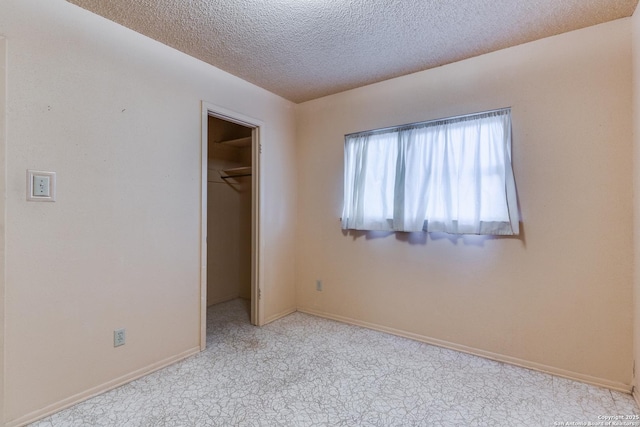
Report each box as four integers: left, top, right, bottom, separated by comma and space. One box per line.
342, 223, 526, 247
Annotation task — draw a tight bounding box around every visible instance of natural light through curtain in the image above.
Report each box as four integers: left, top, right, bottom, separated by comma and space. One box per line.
342, 108, 519, 235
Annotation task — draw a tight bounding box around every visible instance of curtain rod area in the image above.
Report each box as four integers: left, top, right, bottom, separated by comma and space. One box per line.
345, 107, 511, 138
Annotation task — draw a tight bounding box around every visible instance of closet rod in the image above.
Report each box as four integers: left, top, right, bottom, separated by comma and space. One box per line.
221, 173, 252, 179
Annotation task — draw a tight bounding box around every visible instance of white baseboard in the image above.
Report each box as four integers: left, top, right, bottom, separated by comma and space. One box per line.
7, 346, 201, 427
207, 293, 240, 306
297, 307, 632, 394
263, 306, 297, 325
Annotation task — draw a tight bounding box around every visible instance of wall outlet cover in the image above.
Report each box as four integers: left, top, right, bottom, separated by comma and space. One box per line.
114, 328, 126, 347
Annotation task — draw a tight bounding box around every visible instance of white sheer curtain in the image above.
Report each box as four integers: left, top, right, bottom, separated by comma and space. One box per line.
342, 109, 519, 235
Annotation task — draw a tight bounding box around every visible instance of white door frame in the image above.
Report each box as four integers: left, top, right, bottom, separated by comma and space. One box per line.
200, 101, 264, 350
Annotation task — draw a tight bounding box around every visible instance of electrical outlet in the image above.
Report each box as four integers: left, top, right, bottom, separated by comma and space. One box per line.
114, 328, 126, 347
316, 279, 323, 292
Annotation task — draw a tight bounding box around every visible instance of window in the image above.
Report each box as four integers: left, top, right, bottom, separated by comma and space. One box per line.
341, 108, 519, 235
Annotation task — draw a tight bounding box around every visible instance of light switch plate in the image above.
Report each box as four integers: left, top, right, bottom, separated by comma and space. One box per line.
27, 170, 56, 202
33, 175, 50, 196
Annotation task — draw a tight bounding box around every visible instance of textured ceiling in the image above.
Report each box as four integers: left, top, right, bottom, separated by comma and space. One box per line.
66, 0, 639, 103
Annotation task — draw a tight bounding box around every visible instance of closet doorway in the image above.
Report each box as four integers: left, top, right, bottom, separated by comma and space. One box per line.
200, 103, 263, 349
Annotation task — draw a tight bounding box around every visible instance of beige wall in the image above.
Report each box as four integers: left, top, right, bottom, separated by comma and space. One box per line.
0, 0, 296, 425
207, 182, 246, 304
295, 19, 633, 390
238, 173, 252, 301
633, 6, 640, 403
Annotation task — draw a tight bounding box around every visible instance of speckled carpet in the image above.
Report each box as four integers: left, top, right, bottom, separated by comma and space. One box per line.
30, 298, 639, 426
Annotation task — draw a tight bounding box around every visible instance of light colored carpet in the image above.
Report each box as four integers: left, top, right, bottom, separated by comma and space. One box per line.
31, 298, 638, 426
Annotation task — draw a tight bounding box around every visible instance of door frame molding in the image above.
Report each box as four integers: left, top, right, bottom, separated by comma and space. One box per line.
200, 101, 264, 350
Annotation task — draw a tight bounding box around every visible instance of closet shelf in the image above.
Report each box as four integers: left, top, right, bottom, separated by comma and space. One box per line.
220, 166, 252, 179
218, 136, 251, 147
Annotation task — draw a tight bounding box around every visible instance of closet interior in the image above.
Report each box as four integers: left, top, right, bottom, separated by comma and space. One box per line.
207, 116, 253, 308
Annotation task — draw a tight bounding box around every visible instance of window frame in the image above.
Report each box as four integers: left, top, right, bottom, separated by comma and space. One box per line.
341, 108, 519, 235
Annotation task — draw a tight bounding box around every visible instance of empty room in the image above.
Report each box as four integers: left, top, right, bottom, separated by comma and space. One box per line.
1, 0, 640, 425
